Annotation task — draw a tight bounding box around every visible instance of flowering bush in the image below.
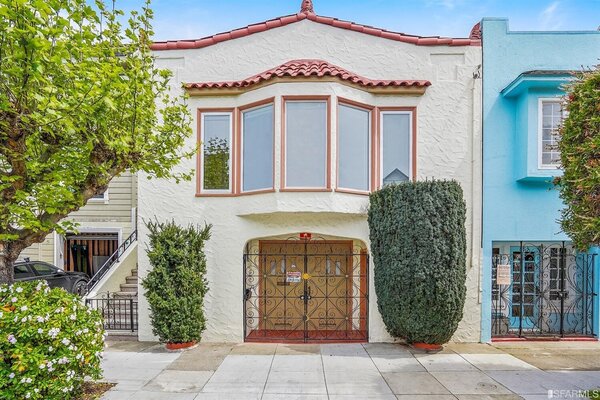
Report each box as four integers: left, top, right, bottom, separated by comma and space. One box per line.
0, 281, 105, 400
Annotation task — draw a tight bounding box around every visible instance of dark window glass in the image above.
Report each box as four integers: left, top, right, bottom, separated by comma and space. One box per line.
14, 264, 35, 279
31, 263, 56, 276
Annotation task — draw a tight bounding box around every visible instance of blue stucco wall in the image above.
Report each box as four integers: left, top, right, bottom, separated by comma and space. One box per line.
481, 18, 600, 342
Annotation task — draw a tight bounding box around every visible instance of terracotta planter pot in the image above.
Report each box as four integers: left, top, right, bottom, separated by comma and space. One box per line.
411, 342, 443, 352
165, 341, 197, 351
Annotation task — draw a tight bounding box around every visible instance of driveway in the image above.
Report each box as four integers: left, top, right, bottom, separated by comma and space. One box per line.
100, 341, 600, 400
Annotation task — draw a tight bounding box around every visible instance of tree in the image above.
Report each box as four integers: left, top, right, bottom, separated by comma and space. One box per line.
0, 0, 193, 283
557, 67, 600, 250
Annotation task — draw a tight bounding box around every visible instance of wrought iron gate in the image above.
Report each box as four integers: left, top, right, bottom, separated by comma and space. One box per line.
243, 239, 369, 342
492, 242, 596, 338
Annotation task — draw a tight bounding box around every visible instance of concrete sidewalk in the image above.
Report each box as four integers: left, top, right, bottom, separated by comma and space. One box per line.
100, 341, 600, 400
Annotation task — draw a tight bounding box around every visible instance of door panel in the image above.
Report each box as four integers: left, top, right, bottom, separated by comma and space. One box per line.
246, 239, 367, 342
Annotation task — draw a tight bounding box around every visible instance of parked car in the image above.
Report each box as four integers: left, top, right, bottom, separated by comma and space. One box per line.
14, 259, 90, 296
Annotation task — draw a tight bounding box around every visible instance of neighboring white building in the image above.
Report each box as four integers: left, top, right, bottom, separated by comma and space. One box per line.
138, 0, 483, 343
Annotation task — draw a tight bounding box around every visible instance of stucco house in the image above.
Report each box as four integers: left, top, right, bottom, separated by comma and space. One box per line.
481, 19, 600, 342
136, 0, 483, 343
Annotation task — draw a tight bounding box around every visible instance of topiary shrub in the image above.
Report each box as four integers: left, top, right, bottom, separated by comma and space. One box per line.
0, 281, 105, 400
368, 180, 467, 344
142, 220, 211, 344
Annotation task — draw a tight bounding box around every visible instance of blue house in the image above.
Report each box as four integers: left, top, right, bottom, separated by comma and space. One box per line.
481, 19, 600, 342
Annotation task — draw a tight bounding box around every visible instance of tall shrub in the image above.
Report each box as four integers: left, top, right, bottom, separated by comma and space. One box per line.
557, 67, 600, 250
369, 180, 467, 344
142, 220, 211, 344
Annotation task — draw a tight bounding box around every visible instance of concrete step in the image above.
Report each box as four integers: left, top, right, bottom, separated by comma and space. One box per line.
112, 291, 138, 298
131, 269, 137, 276
120, 283, 137, 292
125, 276, 138, 284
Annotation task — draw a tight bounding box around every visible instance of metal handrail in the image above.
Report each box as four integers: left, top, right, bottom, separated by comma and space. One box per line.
87, 230, 137, 292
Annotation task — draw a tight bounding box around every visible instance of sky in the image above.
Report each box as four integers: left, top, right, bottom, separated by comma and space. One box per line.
114, 0, 600, 42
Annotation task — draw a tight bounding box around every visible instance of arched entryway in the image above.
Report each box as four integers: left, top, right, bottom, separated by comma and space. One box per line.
243, 234, 369, 343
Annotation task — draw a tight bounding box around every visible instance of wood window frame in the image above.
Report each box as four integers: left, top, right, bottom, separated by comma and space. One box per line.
236, 98, 276, 196
335, 97, 376, 196
196, 108, 236, 197
537, 98, 563, 170
376, 107, 417, 190
280, 95, 332, 192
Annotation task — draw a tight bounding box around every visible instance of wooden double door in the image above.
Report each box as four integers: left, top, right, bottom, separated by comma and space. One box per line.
244, 240, 368, 342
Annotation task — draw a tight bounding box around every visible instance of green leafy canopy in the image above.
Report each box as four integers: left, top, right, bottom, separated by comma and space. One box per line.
557, 66, 600, 250
0, 0, 193, 280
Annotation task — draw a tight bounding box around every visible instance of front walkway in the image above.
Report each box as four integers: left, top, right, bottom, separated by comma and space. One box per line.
100, 341, 600, 400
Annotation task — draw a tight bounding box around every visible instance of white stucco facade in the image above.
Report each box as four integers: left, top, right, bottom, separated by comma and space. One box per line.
138, 19, 483, 343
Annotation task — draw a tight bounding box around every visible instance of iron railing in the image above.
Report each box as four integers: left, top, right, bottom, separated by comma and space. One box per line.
491, 241, 596, 338
86, 292, 138, 332
87, 230, 137, 292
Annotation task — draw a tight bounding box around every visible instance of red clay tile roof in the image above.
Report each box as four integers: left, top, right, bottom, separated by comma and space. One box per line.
184, 59, 431, 91
151, 8, 481, 51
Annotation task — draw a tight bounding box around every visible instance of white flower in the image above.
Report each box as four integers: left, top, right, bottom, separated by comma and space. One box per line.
58, 357, 69, 364
83, 328, 89, 334
48, 328, 60, 338
48, 346, 54, 352
0, 312, 3, 318
20, 305, 27, 311
8, 373, 14, 379
25, 393, 30, 399
34, 389, 39, 394
21, 317, 27, 323
7, 334, 17, 344
35, 282, 43, 291
61, 338, 70, 346
10, 297, 17, 303
37, 328, 43, 334
15, 287, 23, 293
39, 363, 45, 369
36, 316, 44, 323
70, 314, 76, 320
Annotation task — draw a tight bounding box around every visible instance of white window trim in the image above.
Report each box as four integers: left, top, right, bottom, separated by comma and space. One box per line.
379, 110, 413, 186
200, 111, 234, 194
88, 189, 109, 204
283, 100, 329, 190
537, 97, 563, 170
240, 103, 274, 193
337, 103, 371, 193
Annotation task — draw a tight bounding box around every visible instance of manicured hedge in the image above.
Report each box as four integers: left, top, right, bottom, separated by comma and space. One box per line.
142, 220, 211, 344
368, 180, 467, 344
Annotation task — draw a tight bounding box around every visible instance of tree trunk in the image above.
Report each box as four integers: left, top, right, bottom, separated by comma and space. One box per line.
0, 252, 15, 284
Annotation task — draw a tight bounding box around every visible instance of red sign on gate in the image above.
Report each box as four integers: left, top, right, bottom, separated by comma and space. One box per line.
299, 232, 312, 240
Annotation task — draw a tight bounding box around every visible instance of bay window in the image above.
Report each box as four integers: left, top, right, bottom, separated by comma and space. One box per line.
380, 111, 412, 186
337, 102, 371, 192
283, 98, 330, 189
241, 102, 274, 192
200, 111, 233, 193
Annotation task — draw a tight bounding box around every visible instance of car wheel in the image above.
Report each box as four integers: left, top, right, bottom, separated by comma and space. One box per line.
72, 279, 89, 296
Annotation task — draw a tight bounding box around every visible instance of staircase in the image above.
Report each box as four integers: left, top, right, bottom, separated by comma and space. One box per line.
114, 267, 138, 298
85, 266, 139, 336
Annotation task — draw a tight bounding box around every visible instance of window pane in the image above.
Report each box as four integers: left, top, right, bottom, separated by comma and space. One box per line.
203, 114, 231, 190
32, 263, 55, 276
382, 113, 411, 186
243, 105, 274, 192
540, 100, 562, 167
14, 264, 35, 279
286, 101, 327, 188
338, 104, 369, 191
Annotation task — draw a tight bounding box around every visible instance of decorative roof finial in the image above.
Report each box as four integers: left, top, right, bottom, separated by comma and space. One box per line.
300, 0, 315, 14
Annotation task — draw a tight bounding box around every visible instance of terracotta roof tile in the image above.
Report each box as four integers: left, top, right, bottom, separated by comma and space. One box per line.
151, 10, 481, 51
184, 59, 431, 91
